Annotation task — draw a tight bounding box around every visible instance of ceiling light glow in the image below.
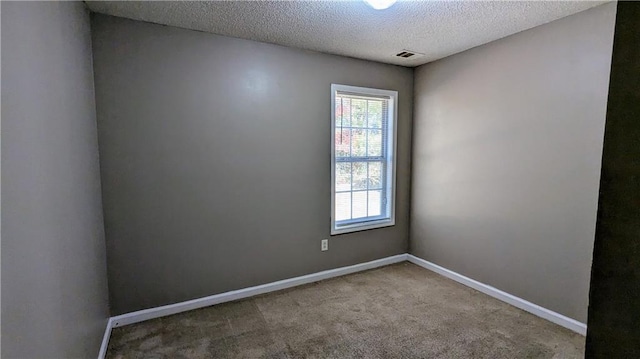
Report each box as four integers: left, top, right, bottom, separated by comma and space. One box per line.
363, 0, 397, 10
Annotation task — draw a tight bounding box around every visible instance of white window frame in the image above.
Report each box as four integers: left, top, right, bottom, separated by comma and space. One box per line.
330, 84, 398, 235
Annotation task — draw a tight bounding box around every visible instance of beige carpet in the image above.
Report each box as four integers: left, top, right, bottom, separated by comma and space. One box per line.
106, 262, 584, 358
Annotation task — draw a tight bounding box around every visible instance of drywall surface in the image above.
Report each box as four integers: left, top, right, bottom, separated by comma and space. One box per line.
411, 3, 616, 323
1, 1, 109, 357
587, 2, 640, 357
91, 14, 413, 315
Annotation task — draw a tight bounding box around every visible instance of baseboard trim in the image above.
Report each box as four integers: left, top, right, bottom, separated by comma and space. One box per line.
109, 254, 408, 329
407, 254, 587, 335
98, 318, 114, 359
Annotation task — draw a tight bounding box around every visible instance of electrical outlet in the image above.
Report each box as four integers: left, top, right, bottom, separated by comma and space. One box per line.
321, 239, 328, 251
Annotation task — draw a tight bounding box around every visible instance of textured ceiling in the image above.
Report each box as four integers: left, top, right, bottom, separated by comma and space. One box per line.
86, 1, 609, 67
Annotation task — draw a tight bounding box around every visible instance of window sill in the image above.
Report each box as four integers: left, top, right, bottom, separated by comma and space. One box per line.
331, 219, 395, 235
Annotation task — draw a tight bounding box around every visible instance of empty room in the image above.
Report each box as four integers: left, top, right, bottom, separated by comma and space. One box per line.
2, 0, 639, 358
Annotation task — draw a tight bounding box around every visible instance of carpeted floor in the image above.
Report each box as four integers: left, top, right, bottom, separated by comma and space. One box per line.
106, 262, 585, 358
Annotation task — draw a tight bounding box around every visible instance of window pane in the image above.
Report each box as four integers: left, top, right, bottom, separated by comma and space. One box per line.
368, 190, 382, 217
368, 129, 382, 157
367, 100, 383, 128
351, 99, 367, 127
335, 192, 351, 221
368, 162, 383, 189
336, 97, 351, 127
336, 163, 351, 191
335, 129, 351, 158
352, 162, 367, 190
352, 191, 367, 219
352, 129, 366, 157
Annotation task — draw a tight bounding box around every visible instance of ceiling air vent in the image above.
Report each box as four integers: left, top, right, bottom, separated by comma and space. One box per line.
395, 50, 424, 59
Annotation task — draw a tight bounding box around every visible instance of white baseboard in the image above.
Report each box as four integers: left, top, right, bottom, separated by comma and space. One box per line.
109, 254, 408, 329
98, 318, 114, 359
407, 254, 587, 335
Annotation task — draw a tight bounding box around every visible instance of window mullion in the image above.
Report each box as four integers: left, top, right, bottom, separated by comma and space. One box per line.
336, 156, 383, 162
365, 100, 369, 217
349, 101, 354, 221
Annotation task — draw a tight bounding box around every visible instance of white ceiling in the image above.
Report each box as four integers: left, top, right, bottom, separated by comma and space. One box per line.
86, 1, 609, 67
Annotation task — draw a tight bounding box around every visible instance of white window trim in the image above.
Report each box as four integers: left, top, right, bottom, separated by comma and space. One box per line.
330, 84, 398, 235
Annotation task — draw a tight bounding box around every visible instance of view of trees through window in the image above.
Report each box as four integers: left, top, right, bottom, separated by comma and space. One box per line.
334, 94, 387, 222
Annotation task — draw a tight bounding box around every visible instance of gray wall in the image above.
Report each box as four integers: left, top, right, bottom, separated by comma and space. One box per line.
91, 14, 413, 315
1, 2, 109, 358
411, 3, 616, 323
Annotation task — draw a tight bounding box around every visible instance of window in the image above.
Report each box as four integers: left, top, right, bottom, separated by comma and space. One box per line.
331, 84, 397, 235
